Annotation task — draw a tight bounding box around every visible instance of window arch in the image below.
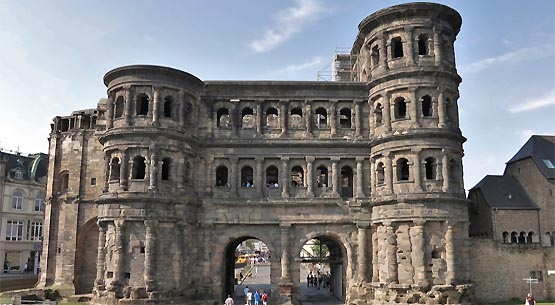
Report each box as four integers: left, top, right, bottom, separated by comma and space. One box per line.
424, 157, 437, 180
110, 157, 121, 181
59, 171, 69, 193
291, 166, 304, 187
217, 108, 230, 128
519, 231, 527, 244
316, 166, 328, 187
511, 231, 518, 243
163, 96, 173, 118
241, 107, 255, 129
391, 37, 403, 58
394, 98, 407, 119
341, 166, 353, 198
132, 156, 146, 179
375, 103, 383, 125
290, 107, 303, 128
371, 45, 380, 68
421, 95, 432, 117
527, 232, 534, 244
418, 33, 429, 55
137, 94, 149, 116
34, 193, 44, 212
266, 166, 279, 187
161, 158, 171, 181
114, 96, 124, 119
397, 158, 410, 181
502, 231, 509, 243
315, 107, 327, 128
216, 166, 229, 187
376, 162, 385, 184
266, 107, 279, 128
241, 166, 254, 187
12, 191, 23, 210
339, 108, 351, 128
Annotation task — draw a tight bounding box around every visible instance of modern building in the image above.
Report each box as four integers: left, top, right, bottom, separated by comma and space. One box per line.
0, 150, 48, 274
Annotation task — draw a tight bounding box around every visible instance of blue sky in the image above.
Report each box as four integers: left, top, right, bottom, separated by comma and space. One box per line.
0, 0, 553, 190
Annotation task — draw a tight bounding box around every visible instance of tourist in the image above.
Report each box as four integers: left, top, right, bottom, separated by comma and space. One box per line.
244, 286, 249, 304
261, 291, 268, 305
254, 290, 260, 305
525, 293, 536, 305
246, 289, 253, 305
224, 294, 234, 305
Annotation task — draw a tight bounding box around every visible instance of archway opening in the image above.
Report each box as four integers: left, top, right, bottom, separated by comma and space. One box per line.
74, 218, 99, 294
299, 237, 346, 304
223, 237, 271, 304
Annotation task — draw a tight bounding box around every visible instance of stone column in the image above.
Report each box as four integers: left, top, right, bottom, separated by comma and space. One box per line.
409, 87, 419, 127
331, 158, 340, 197
384, 221, 398, 284
370, 158, 376, 195
357, 222, 370, 282
305, 102, 312, 136
330, 100, 337, 136
178, 90, 186, 126
379, 34, 389, 71
385, 153, 393, 194
206, 156, 214, 193
410, 220, 428, 287
281, 157, 289, 198
144, 220, 158, 293
405, 26, 415, 64
149, 148, 158, 191
383, 92, 392, 131
442, 151, 450, 192
280, 224, 291, 281
173, 222, 184, 290
433, 27, 442, 65
355, 157, 365, 198
445, 222, 456, 285
437, 91, 446, 128
306, 157, 314, 198
103, 154, 111, 192
231, 103, 239, 137
152, 87, 161, 125
367, 99, 374, 138
256, 157, 264, 197
354, 100, 363, 138
177, 158, 184, 189
113, 220, 125, 288
462, 222, 471, 281
94, 221, 107, 292
256, 102, 262, 135
106, 94, 114, 129
119, 151, 129, 191
280, 99, 288, 135
412, 149, 422, 191
230, 157, 239, 197
124, 86, 132, 126
371, 225, 379, 282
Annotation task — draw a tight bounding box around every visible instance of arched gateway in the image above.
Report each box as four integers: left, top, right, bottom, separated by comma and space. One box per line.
38, 3, 474, 305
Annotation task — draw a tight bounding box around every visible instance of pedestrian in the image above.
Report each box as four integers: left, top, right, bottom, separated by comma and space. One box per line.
254, 290, 260, 305
525, 293, 536, 305
225, 294, 234, 305
244, 286, 249, 304
24, 262, 28, 274
261, 291, 268, 305
306, 272, 311, 287
246, 290, 253, 305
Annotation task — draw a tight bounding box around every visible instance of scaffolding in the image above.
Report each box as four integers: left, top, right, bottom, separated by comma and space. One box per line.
317, 47, 358, 82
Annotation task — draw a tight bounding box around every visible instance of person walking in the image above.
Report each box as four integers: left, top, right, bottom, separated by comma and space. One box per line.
261, 291, 268, 305
254, 290, 261, 305
244, 286, 249, 304
525, 293, 536, 305
224, 294, 234, 305
246, 290, 253, 305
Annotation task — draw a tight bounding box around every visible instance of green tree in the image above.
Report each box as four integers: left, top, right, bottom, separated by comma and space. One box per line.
310, 239, 329, 259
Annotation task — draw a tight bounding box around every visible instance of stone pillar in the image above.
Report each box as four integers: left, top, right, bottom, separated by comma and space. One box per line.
177, 158, 184, 189
370, 158, 376, 195
173, 222, 184, 290
152, 87, 161, 125
256, 157, 264, 197
119, 151, 128, 191
409, 87, 419, 127
103, 154, 111, 192
113, 220, 125, 289
280, 99, 288, 135
331, 158, 340, 197
355, 157, 365, 198
405, 26, 415, 64
106, 94, 114, 129
357, 222, 370, 282
385, 153, 393, 194
305, 102, 312, 136
178, 90, 186, 126
149, 148, 158, 191
330, 100, 337, 136
230, 157, 239, 197
438, 91, 446, 128
445, 222, 456, 285
256, 102, 263, 135
306, 157, 314, 198
383, 92, 392, 131
433, 27, 442, 65
410, 220, 428, 288
462, 222, 471, 281
124, 86, 132, 126
412, 149, 422, 191
384, 222, 398, 284
94, 221, 107, 293
354, 100, 363, 138
206, 156, 214, 193
371, 225, 379, 282
367, 99, 374, 138
379, 34, 389, 71
231, 103, 239, 137
281, 157, 289, 198
144, 220, 158, 294
442, 151, 450, 192
280, 224, 291, 281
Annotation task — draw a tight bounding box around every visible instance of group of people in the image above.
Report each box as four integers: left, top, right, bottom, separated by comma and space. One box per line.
239, 286, 268, 305
306, 271, 332, 290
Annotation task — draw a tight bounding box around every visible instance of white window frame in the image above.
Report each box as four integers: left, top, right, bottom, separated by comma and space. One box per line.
34, 195, 44, 212
29, 221, 43, 241
12, 192, 23, 210
6, 220, 24, 241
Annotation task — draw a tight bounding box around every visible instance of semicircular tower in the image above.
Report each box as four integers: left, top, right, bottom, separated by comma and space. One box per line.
352, 3, 472, 301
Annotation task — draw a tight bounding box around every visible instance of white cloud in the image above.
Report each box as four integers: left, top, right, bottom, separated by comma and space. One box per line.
508, 88, 555, 113
274, 56, 324, 74
464, 44, 554, 73
248, 0, 327, 53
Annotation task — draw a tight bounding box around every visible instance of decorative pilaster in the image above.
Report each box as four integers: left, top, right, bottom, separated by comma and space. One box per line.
106, 93, 114, 129
280, 224, 291, 281
149, 148, 158, 191
354, 100, 363, 138
433, 26, 442, 65
437, 91, 446, 128
409, 87, 419, 127
379, 34, 389, 71
410, 220, 428, 288
367, 99, 374, 138
371, 225, 379, 282
119, 151, 128, 191
305, 156, 314, 198
331, 158, 340, 197
370, 158, 376, 194
256, 157, 264, 197
305, 102, 312, 136
230, 157, 239, 197
177, 158, 184, 189
144, 220, 158, 294
124, 86, 132, 126
178, 90, 186, 126
405, 26, 415, 64
383, 92, 392, 131
412, 149, 422, 191
330, 100, 337, 136
441, 151, 450, 192
93, 221, 107, 293
280, 99, 288, 136
445, 222, 456, 285
355, 157, 365, 198
384, 222, 398, 284
385, 153, 393, 194
256, 102, 262, 135
281, 157, 289, 198
152, 87, 161, 125
113, 220, 125, 289
357, 222, 370, 282
103, 153, 110, 192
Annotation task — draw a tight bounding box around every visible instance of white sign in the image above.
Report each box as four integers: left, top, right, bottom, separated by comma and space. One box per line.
523, 277, 539, 295
548, 270, 555, 275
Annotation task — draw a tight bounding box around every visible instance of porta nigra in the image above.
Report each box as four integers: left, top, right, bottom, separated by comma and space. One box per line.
38, 3, 474, 305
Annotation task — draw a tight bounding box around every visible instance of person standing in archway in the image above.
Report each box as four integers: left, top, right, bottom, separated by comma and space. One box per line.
225, 294, 234, 305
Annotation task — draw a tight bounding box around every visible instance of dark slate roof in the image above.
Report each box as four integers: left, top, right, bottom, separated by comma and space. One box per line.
469, 175, 538, 210
1, 151, 48, 182
507, 135, 555, 180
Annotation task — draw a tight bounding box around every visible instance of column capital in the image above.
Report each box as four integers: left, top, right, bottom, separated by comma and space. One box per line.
382, 220, 394, 227
354, 99, 364, 105
413, 219, 426, 226
279, 99, 289, 104
356, 156, 365, 163
114, 219, 125, 228
305, 156, 315, 163
97, 220, 107, 229
408, 86, 418, 94
280, 223, 292, 229
255, 156, 264, 163
281, 156, 290, 162
356, 221, 371, 229
229, 156, 239, 162
411, 148, 422, 154
329, 99, 339, 104
144, 219, 159, 229
331, 157, 341, 162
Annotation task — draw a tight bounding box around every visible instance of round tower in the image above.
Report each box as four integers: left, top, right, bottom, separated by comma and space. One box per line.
352, 3, 473, 303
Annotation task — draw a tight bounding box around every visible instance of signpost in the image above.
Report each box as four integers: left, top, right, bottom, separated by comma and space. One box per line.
522, 277, 539, 295
548, 270, 555, 275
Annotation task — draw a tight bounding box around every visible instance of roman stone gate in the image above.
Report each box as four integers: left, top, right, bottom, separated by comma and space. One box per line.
38, 3, 475, 305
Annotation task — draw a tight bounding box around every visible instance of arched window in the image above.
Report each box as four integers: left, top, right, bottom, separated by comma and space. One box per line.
161, 158, 171, 181
376, 162, 385, 184
290, 107, 303, 128
291, 166, 304, 187
528, 232, 534, 244
110, 157, 121, 181
241, 166, 254, 187
391, 37, 403, 58
418, 33, 429, 55
315, 107, 327, 128
371, 45, 380, 68
241, 108, 255, 129
216, 166, 229, 187
12, 191, 23, 210
375, 103, 383, 125
114, 96, 124, 119
217, 108, 230, 128
339, 108, 351, 128
34, 194, 44, 212
266, 107, 279, 128
511, 231, 518, 243
341, 166, 353, 198
424, 157, 437, 180
316, 166, 328, 187
394, 98, 407, 119
397, 158, 409, 181
59, 172, 69, 193
502, 231, 509, 243
519, 232, 527, 244
266, 166, 279, 187
421, 95, 432, 117
132, 156, 146, 179
551, 231, 555, 246
163, 96, 173, 118
137, 94, 149, 116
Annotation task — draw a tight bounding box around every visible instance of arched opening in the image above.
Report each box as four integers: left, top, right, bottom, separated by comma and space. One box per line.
291, 166, 304, 187
315, 108, 327, 128
519, 232, 527, 244
299, 236, 346, 303
391, 37, 403, 58
528, 232, 534, 244
421, 95, 432, 117
222, 237, 271, 304
241, 108, 255, 129
136, 94, 149, 116
374, 103, 383, 126
371, 45, 380, 68
376, 162, 385, 184
340, 166, 353, 198
114, 96, 124, 119
241, 166, 254, 188
163, 96, 173, 118
74, 218, 99, 294
502, 231, 509, 243
551, 231, 555, 246
59, 171, 69, 193
418, 33, 429, 55
290, 107, 303, 128
394, 98, 407, 119
216, 166, 229, 187
316, 166, 328, 187
12, 191, 23, 210
109, 157, 121, 181
132, 156, 146, 179
217, 108, 230, 128
266, 107, 279, 128
339, 108, 351, 128
424, 157, 437, 180
511, 231, 518, 243
161, 158, 171, 181
266, 166, 279, 187
397, 158, 410, 181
